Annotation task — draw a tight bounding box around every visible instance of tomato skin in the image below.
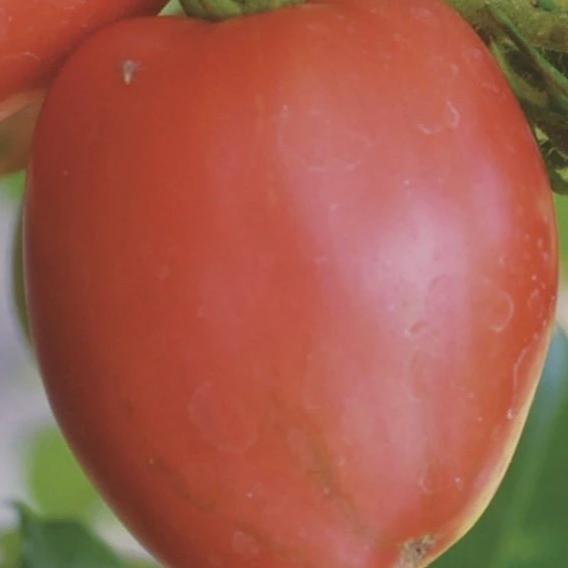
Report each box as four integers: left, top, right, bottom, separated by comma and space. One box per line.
0, 0, 167, 121
25, 1, 558, 566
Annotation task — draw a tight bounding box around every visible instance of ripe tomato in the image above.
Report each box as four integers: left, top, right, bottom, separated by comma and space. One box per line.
0, 0, 167, 121
24, 0, 558, 566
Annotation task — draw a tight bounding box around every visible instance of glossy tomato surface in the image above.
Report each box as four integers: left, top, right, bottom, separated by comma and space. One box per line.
0, 0, 167, 121
25, 0, 558, 566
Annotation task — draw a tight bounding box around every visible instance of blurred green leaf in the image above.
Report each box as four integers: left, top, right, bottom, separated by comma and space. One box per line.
554, 194, 568, 266
10, 210, 29, 341
434, 325, 568, 566
25, 428, 101, 521
124, 559, 158, 568
0, 531, 21, 568
161, 0, 182, 14
0, 171, 25, 201
17, 505, 123, 568
537, 0, 559, 11
480, 5, 568, 194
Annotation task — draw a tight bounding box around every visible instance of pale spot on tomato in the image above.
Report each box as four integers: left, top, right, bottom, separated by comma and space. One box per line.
244, 483, 266, 504
449, 63, 460, 78
510, 339, 542, 415
287, 428, 318, 471
480, 284, 514, 333
403, 320, 430, 339
467, 46, 484, 62
121, 59, 141, 86
397, 535, 435, 568
446, 101, 461, 128
392, 32, 410, 46
417, 100, 460, 134
528, 288, 544, 317
409, 6, 436, 23
232, 531, 261, 559
482, 80, 502, 95
418, 470, 433, 495
189, 382, 258, 454
513, 346, 531, 392
157, 265, 171, 281
207, 555, 222, 566
470, 276, 515, 333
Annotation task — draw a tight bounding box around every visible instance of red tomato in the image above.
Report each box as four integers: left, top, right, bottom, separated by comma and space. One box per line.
24, 0, 558, 566
0, 0, 167, 121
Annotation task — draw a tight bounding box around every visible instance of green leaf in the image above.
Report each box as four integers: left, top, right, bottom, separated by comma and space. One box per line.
0, 531, 21, 568
25, 427, 101, 520
434, 325, 568, 566
548, 167, 568, 195
17, 505, 124, 568
0, 171, 25, 201
554, 194, 568, 266
536, 0, 559, 11
160, 0, 183, 14
124, 559, 158, 568
10, 210, 29, 341
487, 5, 568, 115
482, 4, 568, 194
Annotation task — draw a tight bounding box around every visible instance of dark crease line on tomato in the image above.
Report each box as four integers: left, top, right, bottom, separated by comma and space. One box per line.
270, 394, 374, 539
148, 456, 218, 512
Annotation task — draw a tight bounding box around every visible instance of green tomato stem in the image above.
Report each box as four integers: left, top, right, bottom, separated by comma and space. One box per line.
179, 0, 302, 21
446, 0, 568, 52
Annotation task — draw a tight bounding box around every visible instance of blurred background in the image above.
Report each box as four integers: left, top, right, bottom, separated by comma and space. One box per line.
2, 2, 568, 566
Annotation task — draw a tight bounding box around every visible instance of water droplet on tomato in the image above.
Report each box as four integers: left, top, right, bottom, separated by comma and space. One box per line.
513, 348, 529, 389
417, 100, 460, 134
404, 320, 430, 338
478, 281, 514, 333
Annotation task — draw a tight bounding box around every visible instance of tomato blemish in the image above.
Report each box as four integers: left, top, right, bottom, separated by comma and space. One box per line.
396, 535, 435, 568
121, 59, 141, 85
